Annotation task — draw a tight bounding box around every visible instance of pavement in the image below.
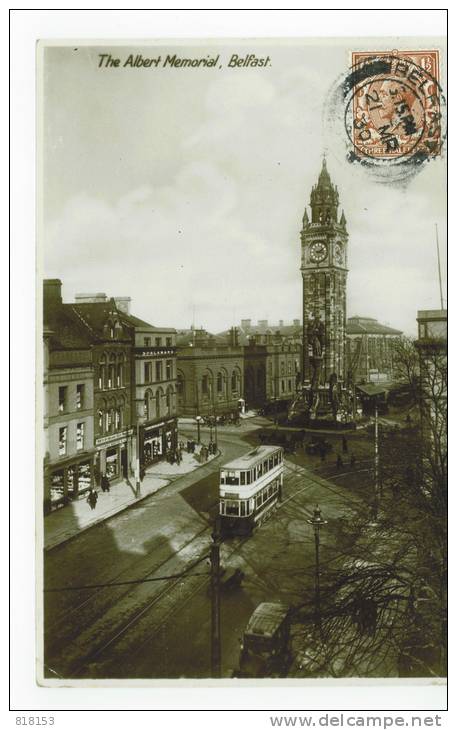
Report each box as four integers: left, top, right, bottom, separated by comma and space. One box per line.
43, 447, 217, 551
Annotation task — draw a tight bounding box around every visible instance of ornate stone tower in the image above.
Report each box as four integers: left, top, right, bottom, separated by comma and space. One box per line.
300, 157, 348, 390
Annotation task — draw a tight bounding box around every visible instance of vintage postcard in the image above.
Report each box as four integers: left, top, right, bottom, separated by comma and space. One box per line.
37, 36, 447, 688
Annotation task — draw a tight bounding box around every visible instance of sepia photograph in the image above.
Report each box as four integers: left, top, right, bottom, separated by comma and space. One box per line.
36, 34, 447, 688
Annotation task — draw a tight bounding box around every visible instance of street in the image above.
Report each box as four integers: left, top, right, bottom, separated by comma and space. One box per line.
43, 421, 374, 679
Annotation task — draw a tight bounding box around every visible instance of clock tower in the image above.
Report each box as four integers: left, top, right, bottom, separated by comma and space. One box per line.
300, 157, 348, 389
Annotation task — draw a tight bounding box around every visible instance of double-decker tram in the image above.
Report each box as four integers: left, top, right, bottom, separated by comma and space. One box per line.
219, 445, 284, 536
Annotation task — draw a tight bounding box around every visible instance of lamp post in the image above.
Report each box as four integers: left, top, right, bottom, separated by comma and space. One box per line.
210, 519, 222, 678
307, 504, 328, 636
195, 415, 203, 444
369, 395, 381, 523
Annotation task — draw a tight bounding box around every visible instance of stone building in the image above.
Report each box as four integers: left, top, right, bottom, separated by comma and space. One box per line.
346, 315, 403, 384
119, 312, 178, 468
243, 333, 301, 409
415, 309, 447, 462
176, 327, 243, 417
43, 283, 96, 513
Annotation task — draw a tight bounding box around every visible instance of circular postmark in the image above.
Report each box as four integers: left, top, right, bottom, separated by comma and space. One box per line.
324, 50, 446, 183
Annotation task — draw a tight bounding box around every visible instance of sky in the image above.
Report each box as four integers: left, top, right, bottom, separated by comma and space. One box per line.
41, 39, 447, 336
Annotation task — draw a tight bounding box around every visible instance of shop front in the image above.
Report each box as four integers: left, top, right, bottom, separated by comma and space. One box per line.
45, 452, 95, 513
142, 417, 177, 466
95, 428, 134, 485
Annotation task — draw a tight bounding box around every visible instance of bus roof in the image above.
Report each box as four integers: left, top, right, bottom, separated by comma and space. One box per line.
245, 602, 290, 638
221, 445, 283, 471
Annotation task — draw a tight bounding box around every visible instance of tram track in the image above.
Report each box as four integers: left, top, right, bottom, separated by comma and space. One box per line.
68, 531, 254, 678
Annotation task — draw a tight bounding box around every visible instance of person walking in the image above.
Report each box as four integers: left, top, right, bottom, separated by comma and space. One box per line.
342, 436, 348, 454
336, 453, 343, 469
87, 489, 98, 510
101, 474, 110, 492
350, 453, 356, 468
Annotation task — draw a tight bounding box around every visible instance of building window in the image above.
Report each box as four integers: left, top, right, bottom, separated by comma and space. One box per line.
144, 337, 151, 347
58, 427, 67, 456
288, 362, 292, 375
166, 360, 172, 380
76, 384, 84, 410
76, 422, 84, 451
202, 374, 209, 395
281, 380, 285, 393
98, 409, 103, 432
166, 337, 172, 347
288, 379, 292, 391
155, 337, 162, 347
115, 408, 121, 430
145, 362, 152, 383
155, 361, 163, 381
280, 362, 285, 376
117, 363, 123, 387
231, 371, 238, 392
58, 386, 67, 413
107, 410, 113, 432
217, 372, 223, 393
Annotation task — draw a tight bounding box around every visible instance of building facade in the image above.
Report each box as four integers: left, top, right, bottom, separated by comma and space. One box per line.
177, 328, 243, 417
43, 326, 96, 513
243, 334, 300, 409
65, 298, 134, 486
346, 315, 403, 384
122, 314, 178, 468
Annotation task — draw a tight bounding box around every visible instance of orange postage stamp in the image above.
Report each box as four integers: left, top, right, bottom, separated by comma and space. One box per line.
346, 50, 443, 161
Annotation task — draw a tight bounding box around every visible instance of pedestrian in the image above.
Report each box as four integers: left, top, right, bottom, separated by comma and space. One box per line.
140, 465, 145, 481
101, 474, 110, 492
342, 436, 348, 453
87, 489, 98, 510
336, 453, 343, 469
350, 453, 356, 468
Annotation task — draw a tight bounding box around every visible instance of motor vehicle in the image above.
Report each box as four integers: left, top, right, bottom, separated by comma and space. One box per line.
233, 602, 292, 678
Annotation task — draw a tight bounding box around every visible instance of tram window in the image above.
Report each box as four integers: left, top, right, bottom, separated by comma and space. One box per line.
220, 501, 226, 515
220, 473, 225, 484
226, 500, 239, 516
273, 454, 278, 466
240, 501, 246, 517
263, 460, 268, 472
246, 471, 251, 485
256, 494, 262, 508
257, 464, 263, 478
278, 452, 282, 463
269, 457, 273, 470
240, 471, 246, 485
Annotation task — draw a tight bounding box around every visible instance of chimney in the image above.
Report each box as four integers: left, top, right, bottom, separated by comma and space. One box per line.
279, 319, 284, 328
43, 279, 62, 309
241, 318, 252, 330
293, 319, 300, 327
114, 296, 131, 314
258, 319, 268, 328
228, 326, 239, 347
75, 293, 108, 304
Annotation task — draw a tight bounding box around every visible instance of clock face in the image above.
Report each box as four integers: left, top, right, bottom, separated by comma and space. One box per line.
334, 244, 344, 265
310, 242, 327, 263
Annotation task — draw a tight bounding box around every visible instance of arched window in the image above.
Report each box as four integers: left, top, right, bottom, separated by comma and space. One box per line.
166, 386, 174, 416
231, 370, 238, 393
156, 388, 163, 418
144, 389, 153, 421
117, 355, 124, 387
108, 355, 116, 389
217, 371, 223, 394
98, 354, 107, 389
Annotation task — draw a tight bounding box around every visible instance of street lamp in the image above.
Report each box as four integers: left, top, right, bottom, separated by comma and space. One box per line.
307, 504, 328, 636
195, 415, 203, 444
